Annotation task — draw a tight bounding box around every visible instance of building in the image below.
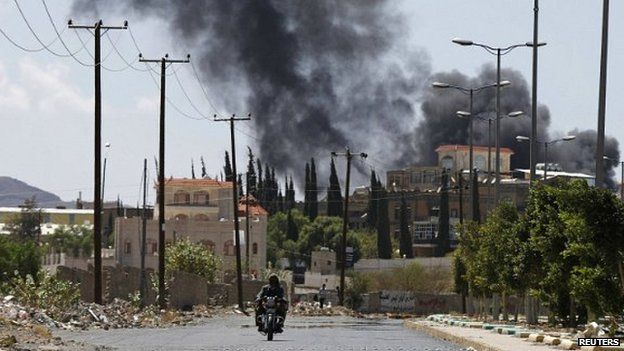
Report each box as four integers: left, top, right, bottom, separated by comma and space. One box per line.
0, 207, 93, 235
115, 178, 268, 275
435, 144, 514, 174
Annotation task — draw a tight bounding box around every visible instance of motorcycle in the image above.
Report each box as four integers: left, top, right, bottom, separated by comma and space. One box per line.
257, 296, 285, 341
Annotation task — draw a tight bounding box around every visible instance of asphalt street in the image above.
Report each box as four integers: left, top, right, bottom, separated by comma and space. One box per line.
55, 315, 465, 351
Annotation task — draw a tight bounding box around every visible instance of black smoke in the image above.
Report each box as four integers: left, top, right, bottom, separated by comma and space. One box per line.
418, 64, 619, 188
71, 0, 429, 187
71, 1, 619, 188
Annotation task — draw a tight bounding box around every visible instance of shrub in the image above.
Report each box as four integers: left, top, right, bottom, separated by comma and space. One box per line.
7, 271, 80, 320
165, 238, 222, 282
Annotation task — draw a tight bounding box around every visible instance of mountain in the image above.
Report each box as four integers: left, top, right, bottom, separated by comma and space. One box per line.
0, 176, 71, 208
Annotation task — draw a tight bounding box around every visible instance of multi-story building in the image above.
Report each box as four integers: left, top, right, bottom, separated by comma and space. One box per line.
0, 207, 93, 235
115, 178, 268, 275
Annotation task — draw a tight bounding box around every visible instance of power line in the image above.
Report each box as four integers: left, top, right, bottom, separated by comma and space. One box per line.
173, 68, 210, 118
189, 61, 223, 117
16, 0, 90, 63
0, 24, 64, 52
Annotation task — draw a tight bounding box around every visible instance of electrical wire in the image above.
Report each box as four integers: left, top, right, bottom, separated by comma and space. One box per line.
189, 61, 223, 117
0, 24, 64, 52
103, 31, 149, 72
173, 68, 211, 118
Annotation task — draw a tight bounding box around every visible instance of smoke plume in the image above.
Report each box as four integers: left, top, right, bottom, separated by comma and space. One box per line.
71, 1, 619, 188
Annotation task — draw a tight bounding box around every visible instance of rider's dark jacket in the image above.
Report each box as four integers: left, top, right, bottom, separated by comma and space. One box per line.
256, 284, 285, 301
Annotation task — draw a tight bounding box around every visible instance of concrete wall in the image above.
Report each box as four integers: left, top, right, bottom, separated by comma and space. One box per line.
303, 272, 343, 290
354, 257, 452, 272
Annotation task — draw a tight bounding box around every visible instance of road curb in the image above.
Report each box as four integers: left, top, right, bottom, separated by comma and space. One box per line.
404, 320, 505, 351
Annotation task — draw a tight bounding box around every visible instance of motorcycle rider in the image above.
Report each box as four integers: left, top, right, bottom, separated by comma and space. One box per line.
255, 273, 287, 332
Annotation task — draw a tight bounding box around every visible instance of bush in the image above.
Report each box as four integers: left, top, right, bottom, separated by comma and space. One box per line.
345, 271, 372, 310
165, 238, 222, 282
6, 271, 80, 320
0, 237, 41, 283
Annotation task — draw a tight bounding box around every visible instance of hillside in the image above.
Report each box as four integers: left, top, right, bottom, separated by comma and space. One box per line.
0, 176, 69, 208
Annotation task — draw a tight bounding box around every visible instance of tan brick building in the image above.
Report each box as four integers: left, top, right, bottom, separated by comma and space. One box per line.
115, 178, 268, 275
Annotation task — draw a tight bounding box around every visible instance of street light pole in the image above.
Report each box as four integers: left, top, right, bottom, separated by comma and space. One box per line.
453, 38, 545, 205
530, 0, 540, 184
516, 135, 576, 181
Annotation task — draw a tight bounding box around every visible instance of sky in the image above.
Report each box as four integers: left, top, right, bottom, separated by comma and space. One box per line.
0, 1, 622, 205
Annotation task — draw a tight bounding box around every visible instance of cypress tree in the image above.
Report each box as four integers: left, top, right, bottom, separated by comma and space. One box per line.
377, 184, 392, 259
238, 174, 243, 198
191, 159, 196, 179
327, 158, 343, 217
399, 193, 413, 258
309, 158, 318, 220
257, 160, 264, 205
224, 151, 233, 182
200, 156, 207, 178
304, 162, 311, 218
286, 210, 298, 242
472, 168, 480, 223
286, 177, 295, 210
271, 167, 278, 212
367, 169, 378, 228
246, 147, 257, 197
277, 188, 284, 213
264, 164, 271, 211
437, 170, 450, 257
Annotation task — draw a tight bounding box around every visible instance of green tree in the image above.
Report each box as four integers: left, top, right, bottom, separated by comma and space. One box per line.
165, 238, 222, 282
246, 147, 257, 197
224, 151, 233, 182
376, 184, 392, 259
0, 236, 41, 283
4, 198, 42, 243
309, 158, 319, 220
47, 225, 93, 258
399, 193, 413, 258
327, 158, 343, 217
367, 170, 379, 229
286, 210, 299, 242
304, 162, 310, 218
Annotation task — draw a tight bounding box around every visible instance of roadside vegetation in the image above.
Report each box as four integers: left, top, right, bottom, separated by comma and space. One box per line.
454, 179, 624, 327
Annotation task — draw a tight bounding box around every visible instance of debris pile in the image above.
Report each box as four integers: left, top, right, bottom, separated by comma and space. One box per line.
1, 294, 221, 332
289, 301, 361, 317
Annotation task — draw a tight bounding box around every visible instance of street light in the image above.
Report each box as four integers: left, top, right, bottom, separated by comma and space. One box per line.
459, 111, 524, 215
453, 37, 546, 205
432, 80, 511, 221
603, 155, 623, 199
516, 135, 576, 180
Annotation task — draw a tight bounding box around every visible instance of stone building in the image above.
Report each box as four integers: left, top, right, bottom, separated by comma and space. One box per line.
115, 178, 268, 275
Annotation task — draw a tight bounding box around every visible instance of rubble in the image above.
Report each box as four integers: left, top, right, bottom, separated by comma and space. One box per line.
289, 301, 362, 317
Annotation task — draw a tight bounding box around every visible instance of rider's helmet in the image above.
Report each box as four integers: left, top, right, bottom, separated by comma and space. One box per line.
268, 273, 279, 287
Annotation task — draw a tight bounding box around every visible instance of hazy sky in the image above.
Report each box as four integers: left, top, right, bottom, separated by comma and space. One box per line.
0, 1, 622, 205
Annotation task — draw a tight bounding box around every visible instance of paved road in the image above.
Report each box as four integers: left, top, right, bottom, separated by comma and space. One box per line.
56, 315, 464, 351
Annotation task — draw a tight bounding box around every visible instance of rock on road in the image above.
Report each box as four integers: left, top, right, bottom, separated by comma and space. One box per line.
55, 315, 464, 351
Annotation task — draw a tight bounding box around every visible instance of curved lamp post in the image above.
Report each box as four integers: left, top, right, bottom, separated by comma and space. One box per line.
453, 37, 546, 205
516, 135, 576, 180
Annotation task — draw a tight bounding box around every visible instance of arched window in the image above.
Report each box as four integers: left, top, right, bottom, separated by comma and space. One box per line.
193, 214, 210, 221
441, 156, 454, 171
200, 240, 215, 253
193, 191, 209, 205
224, 240, 235, 256
252, 242, 258, 255
174, 214, 188, 221
173, 191, 190, 204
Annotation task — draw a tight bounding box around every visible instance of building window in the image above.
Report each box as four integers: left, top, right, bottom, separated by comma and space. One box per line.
146, 240, 157, 254
224, 240, 235, 256
173, 191, 190, 204
252, 243, 258, 255
124, 241, 131, 254
394, 207, 400, 220
193, 191, 209, 205
327, 260, 331, 266
201, 240, 215, 253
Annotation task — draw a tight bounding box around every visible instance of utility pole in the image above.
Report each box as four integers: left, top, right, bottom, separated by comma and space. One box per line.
530, 0, 540, 184
245, 172, 251, 274
458, 170, 464, 226
595, 0, 610, 188
331, 147, 367, 306
139, 54, 190, 309
140, 158, 147, 307
215, 114, 251, 312
68, 19, 127, 305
